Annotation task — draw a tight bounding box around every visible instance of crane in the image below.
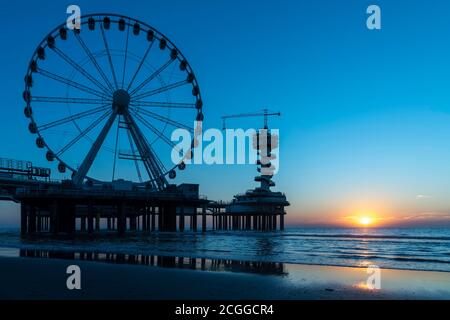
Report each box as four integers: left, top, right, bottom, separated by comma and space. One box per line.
221, 109, 281, 130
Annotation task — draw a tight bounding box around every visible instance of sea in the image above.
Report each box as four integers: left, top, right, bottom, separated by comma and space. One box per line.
0, 227, 449, 272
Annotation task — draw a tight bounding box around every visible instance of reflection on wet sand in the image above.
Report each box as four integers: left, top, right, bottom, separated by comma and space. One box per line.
19, 249, 286, 276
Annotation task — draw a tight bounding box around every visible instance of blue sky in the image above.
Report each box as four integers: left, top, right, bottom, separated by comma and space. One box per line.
1, 0, 450, 227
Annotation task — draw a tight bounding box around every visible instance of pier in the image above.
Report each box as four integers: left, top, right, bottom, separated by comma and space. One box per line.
16, 187, 285, 235
0, 153, 287, 236
16, 183, 212, 235
0, 157, 285, 235
209, 201, 284, 231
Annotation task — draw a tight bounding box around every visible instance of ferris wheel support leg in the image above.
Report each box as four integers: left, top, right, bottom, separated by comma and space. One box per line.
124, 112, 168, 190
73, 111, 118, 185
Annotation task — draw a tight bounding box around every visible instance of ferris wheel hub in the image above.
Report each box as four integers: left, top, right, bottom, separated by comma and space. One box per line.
112, 89, 130, 114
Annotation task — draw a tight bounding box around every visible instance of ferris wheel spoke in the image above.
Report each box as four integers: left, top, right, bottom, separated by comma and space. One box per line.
56, 110, 112, 157
132, 80, 189, 100
51, 46, 111, 94
38, 105, 110, 132
74, 33, 115, 93
121, 22, 130, 89
129, 58, 174, 96
31, 96, 111, 104
100, 24, 119, 90
129, 101, 196, 109
129, 106, 193, 132
72, 110, 119, 185
131, 110, 183, 153
126, 39, 155, 92
37, 67, 109, 99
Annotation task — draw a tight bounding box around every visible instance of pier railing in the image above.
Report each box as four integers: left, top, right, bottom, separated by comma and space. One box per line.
15, 187, 208, 201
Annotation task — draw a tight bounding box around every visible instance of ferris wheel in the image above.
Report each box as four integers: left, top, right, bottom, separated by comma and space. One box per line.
23, 14, 203, 191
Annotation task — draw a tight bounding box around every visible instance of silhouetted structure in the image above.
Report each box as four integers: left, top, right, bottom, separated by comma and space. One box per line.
218, 109, 290, 231
16, 180, 210, 235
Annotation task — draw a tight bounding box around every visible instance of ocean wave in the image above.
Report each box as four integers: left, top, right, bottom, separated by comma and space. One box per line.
391, 257, 450, 264
281, 233, 450, 241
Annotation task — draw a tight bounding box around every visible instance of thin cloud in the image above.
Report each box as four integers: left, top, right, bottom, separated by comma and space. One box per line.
399, 212, 450, 221
416, 194, 432, 200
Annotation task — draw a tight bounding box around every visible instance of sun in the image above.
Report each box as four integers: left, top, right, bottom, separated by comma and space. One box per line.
358, 216, 373, 226
346, 208, 382, 228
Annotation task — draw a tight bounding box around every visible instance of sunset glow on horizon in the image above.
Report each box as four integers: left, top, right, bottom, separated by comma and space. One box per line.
336, 209, 382, 228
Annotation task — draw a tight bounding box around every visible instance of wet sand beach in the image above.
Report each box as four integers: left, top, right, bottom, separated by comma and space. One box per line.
0, 256, 449, 300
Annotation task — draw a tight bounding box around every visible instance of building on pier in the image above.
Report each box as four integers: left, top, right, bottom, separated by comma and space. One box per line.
212, 117, 290, 231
